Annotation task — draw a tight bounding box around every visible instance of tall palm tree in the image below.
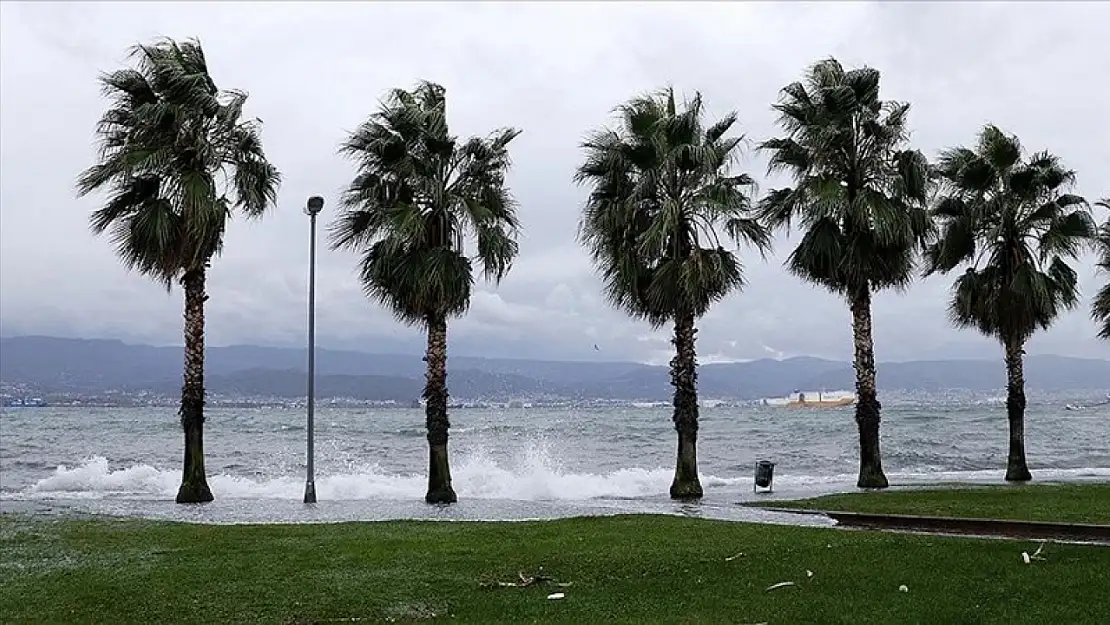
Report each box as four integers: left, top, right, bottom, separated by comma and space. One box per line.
76, 38, 281, 503
331, 81, 520, 504
1094, 199, 1110, 340
576, 88, 771, 499
757, 58, 931, 489
925, 125, 1096, 481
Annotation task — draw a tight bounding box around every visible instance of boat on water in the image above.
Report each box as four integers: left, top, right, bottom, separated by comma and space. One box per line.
1, 397, 48, 408
1064, 394, 1110, 411
761, 390, 856, 408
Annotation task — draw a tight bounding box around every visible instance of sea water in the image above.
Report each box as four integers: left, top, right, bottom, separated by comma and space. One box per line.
1, 392, 1107, 524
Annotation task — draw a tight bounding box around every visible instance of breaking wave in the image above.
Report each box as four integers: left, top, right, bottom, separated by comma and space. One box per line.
20, 451, 745, 502
17, 453, 1110, 503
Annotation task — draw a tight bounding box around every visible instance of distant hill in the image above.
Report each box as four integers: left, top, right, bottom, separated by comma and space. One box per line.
800, 355, 1110, 393
1, 336, 1107, 401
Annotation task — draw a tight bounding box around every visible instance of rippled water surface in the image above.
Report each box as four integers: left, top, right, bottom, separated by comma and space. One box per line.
1, 392, 1107, 524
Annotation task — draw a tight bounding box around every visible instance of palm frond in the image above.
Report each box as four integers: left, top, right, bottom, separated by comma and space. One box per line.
330, 81, 520, 326
1093, 200, 1110, 340
758, 57, 932, 298
78, 37, 280, 287
930, 125, 1095, 342
576, 87, 768, 327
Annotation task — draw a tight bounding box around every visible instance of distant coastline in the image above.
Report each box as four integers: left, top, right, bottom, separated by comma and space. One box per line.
1, 336, 1107, 404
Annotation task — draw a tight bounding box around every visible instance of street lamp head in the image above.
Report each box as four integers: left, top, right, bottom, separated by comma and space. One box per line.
305, 196, 325, 216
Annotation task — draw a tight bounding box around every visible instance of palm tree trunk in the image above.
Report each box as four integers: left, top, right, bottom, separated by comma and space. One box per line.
850, 286, 888, 489
424, 313, 457, 503
1003, 335, 1032, 481
175, 268, 214, 504
669, 310, 702, 499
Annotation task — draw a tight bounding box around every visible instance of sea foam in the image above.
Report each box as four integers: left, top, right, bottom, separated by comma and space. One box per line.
24, 449, 750, 502
22, 453, 1110, 504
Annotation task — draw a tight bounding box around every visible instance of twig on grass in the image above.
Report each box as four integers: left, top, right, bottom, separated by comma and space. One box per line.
480, 568, 573, 589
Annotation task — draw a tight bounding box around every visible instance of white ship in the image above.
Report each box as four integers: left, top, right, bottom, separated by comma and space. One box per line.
761, 390, 856, 408
1065, 393, 1110, 411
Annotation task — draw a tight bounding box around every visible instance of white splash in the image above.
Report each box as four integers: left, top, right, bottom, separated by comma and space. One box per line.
19, 453, 1110, 503
23, 449, 748, 502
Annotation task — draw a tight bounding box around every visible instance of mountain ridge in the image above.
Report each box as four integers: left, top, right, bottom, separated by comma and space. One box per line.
1, 336, 1107, 401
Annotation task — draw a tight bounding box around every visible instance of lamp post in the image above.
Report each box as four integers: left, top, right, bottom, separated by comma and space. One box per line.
304, 195, 324, 504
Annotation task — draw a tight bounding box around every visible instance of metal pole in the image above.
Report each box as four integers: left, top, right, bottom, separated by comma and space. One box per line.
304, 196, 324, 504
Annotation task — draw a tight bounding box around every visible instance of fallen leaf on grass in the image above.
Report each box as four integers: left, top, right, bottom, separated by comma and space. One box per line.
765, 581, 796, 592
725, 552, 746, 561
806, 570, 814, 578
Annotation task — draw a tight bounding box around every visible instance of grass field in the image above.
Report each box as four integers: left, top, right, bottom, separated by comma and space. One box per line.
2, 511, 1108, 624
758, 482, 1110, 524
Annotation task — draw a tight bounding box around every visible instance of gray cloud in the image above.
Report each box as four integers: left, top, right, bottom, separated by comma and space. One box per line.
1, 1, 1107, 363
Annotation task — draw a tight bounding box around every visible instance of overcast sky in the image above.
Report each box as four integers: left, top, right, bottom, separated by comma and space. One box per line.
1, 1, 1107, 364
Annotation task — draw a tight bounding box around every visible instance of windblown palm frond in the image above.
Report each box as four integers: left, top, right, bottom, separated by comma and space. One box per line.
77, 37, 281, 288
924, 125, 1096, 342
757, 58, 932, 296
330, 81, 521, 326
1093, 199, 1110, 340
575, 87, 770, 327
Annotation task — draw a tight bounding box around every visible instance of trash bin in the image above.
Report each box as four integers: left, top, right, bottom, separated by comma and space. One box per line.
754, 460, 775, 492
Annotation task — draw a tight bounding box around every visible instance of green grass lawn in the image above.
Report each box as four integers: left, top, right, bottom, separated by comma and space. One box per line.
759, 482, 1110, 525
2, 513, 1108, 624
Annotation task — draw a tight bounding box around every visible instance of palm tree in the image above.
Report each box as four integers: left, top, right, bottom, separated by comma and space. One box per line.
1094, 199, 1110, 340
924, 125, 1096, 481
576, 88, 771, 499
330, 81, 520, 504
757, 58, 931, 489
76, 38, 281, 503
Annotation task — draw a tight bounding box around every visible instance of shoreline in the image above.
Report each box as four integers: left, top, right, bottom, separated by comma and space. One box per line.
4, 479, 1107, 527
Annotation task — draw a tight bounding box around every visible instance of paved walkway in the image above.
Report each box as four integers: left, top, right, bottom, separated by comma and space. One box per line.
761, 507, 1110, 545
